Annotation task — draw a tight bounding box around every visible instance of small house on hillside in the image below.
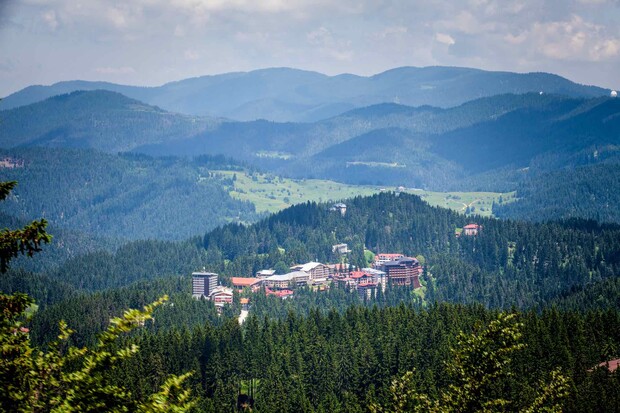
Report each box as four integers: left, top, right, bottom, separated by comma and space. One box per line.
331, 203, 347, 216
462, 224, 482, 236
332, 243, 350, 255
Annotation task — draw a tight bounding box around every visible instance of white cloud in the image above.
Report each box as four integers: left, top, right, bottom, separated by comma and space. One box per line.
531, 15, 620, 61
2, 0, 620, 95
435, 32, 456, 45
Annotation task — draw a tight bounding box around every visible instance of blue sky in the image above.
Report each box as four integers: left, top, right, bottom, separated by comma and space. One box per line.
1, 0, 619, 96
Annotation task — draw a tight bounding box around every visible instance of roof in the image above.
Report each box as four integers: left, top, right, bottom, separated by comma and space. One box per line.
292, 262, 325, 272
240, 298, 250, 304
266, 288, 294, 298
377, 253, 404, 258
192, 271, 218, 277
265, 271, 308, 282
384, 257, 419, 267
256, 269, 276, 276
463, 224, 481, 229
593, 359, 620, 372
265, 273, 295, 282
210, 287, 233, 297
231, 277, 261, 287
350, 271, 372, 279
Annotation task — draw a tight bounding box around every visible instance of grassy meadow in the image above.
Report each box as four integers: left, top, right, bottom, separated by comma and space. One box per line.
214, 170, 514, 217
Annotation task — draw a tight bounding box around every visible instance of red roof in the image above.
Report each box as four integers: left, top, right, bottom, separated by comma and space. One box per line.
350, 271, 370, 279
463, 224, 480, 229
240, 298, 250, 304
231, 277, 261, 287
594, 359, 620, 372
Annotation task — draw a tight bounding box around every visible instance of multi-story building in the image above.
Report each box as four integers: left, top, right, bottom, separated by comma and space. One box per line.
192, 272, 218, 298
374, 253, 405, 267
290, 262, 331, 281
383, 257, 422, 288
263, 271, 309, 289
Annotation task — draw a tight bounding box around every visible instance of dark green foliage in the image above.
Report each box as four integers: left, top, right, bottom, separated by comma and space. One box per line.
0, 181, 51, 272
494, 164, 620, 224
57, 302, 620, 412
0, 148, 258, 240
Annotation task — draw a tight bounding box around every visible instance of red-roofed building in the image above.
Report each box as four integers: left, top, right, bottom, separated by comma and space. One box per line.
338, 270, 380, 299
591, 359, 620, 372
265, 288, 294, 299
462, 224, 482, 236
231, 277, 263, 292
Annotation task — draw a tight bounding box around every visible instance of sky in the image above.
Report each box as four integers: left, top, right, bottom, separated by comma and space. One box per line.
1, 0, 619, 97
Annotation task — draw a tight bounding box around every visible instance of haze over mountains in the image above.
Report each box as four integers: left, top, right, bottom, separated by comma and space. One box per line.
1, 66, 611, 122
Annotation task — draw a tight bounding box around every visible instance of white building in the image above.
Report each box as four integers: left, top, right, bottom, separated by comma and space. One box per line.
290, 262, 331, 280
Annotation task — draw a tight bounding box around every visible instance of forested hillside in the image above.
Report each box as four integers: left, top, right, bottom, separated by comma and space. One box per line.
29, 192, 620, 331
0, 148, 258, 240
0, 90, 217, 151
4, 190, 620, 412
494, 163, 620, 224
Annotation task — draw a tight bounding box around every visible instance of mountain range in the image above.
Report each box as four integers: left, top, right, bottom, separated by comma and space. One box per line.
1, 66, 610, 122
3, 87, 619, 191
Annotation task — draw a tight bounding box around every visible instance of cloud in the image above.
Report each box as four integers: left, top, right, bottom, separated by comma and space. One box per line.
435, 33, 456, 45
1, 0, 620, 96
531, 14, 620, 61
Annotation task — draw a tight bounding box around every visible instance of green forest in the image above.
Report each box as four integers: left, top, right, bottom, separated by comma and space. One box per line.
3, 188, 620, 411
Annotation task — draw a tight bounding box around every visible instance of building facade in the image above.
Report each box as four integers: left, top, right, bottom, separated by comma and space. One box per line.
383, 257, 422, 288
192, 272, 218, 298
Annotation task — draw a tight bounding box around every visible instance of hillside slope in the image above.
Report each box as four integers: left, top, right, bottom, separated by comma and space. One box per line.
0, 90, 218, 151
0, 148, 257, 240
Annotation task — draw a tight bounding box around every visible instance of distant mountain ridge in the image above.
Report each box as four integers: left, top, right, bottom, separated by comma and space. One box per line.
1, 66, 610, 122
0, 90, 219, 152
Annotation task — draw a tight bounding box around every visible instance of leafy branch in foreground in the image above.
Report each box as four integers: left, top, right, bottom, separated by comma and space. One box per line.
0, 294, 195, 412
0, 181, 52, 272
371, 313, 570, 413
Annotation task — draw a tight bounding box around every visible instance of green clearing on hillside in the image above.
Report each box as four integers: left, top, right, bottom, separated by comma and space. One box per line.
215, 170, 514, 216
